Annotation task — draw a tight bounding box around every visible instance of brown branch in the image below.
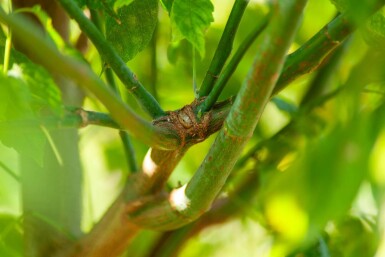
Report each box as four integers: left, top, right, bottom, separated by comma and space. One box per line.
56, 99, 231, 257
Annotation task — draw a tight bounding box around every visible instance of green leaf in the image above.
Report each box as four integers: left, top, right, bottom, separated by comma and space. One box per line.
17, 6, 86, 61
16, 6, 66, 50
330, 0, 380, 21
160, 0, 174, 13
328, 216, 379, 257
260, 117, 371, 245
0, 41, 62, 116
330, 0, 349, 12
106, 0, 158, 62
288, 235, 331, 257
74, 0, 86, 8
0, 74, 46, 165
114, 0, 135, 11
170, 0, 214, 58
16, 62, 63, 116
363, 10, 385, 48
0, 75, 33, 123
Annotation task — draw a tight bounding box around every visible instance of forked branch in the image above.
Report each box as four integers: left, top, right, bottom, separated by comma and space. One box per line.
0, 9, 178, 150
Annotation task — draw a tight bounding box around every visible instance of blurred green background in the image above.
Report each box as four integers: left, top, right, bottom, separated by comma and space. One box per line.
1, 0, 385, 256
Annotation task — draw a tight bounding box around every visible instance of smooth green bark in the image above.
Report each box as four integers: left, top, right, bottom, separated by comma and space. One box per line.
274, 13, 352, 94
182, 0, 306, 217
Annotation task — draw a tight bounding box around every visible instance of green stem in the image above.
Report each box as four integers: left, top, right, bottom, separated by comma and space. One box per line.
0, 100, 232, 141
192, 46, 198, 98
147, 227, 193, 257
3, 30, 11, 74
104, 67, 119, 92
183, 0, 306, 222
0, 161, 20, 182
199, 15, 268, 113
300, 40, 348, 106
89, 9, 138, 172
64, 108, 119, 129
105, 67, 138, 172
129, 0, 307, 230
2, 2, 11, 74
57, 0, 165, 118
119, 131, 138, 173
198, 0, 250, 97
274, 0, 385, 95
91, 7, 139, 173
89, 8, 103, 34
273, 14, 351, 94
0, 9, 179, 150
203, 2, 385, 113
149, 24, 158, 100
275, 0, 385, 95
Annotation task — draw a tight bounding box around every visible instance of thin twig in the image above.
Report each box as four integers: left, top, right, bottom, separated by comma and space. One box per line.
149, 23, 158, 100
57, 0, 165, 118
89, 9, 139, 173
198, 0, 250, 97
0, 161, 20, 182
198, 15, 269, 113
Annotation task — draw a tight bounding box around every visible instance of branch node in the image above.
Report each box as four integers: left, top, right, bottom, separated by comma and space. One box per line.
75, 108, 88, 128
153, 99, 213, 147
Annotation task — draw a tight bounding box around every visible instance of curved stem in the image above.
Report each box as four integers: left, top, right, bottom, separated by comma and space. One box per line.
275, 0, 385, 95
64, 108, 119, 129
0, 9, 179, 150
273, 14, 352, 94
274, 1, 385, 95
90, 8, 139, 173
198, 0, 250, 97
104, 67, 138, 172
3, 30, 12, 74
57, 0, 165, 118
119, 131, 138, 173
2, 3, 11, 74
